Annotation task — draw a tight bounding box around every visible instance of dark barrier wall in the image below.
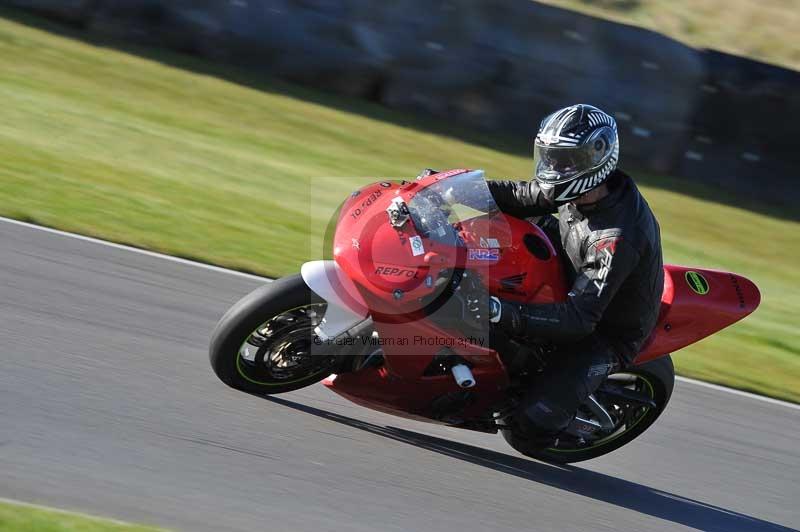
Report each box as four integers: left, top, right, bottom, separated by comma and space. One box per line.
4, 0, 798, 201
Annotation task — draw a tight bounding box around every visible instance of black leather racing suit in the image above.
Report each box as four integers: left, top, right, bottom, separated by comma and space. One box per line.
487, 169, 664, 436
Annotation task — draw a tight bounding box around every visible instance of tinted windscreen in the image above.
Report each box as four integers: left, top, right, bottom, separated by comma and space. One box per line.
407, 170, 509, 247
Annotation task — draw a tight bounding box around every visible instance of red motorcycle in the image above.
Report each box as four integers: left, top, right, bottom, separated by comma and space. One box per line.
210, 169, 759, 463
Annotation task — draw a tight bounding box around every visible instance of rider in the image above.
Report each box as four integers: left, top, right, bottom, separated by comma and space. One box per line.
485, 104, 664, 444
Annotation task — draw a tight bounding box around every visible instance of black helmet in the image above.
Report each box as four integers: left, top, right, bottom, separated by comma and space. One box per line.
533, 104, 619, 204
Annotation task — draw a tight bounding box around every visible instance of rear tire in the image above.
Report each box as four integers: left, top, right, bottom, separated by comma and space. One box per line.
502, 355, 674, 464
209, 274, 340, 395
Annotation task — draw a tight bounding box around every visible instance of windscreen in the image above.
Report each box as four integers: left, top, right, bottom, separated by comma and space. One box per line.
406, 170, 510, 247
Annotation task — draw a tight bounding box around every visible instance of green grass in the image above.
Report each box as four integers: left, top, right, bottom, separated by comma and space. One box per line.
537, 0, 800, 71
0, 13, 798, 402
0, 500, 164, 532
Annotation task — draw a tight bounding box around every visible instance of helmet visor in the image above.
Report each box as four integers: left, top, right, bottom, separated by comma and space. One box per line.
534, 126, 616, 184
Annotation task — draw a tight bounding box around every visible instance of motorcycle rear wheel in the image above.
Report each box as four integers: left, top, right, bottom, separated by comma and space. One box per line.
209, 274, 342, 395
501, 355, 674, 464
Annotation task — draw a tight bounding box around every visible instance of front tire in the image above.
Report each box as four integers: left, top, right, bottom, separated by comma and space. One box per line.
502, 355, 675, 464
210, 274, 340, 395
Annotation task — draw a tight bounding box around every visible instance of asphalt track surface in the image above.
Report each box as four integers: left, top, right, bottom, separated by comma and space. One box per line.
1, 218, 798, 532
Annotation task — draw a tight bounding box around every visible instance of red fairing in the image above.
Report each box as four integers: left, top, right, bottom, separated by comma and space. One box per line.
463, 214, 568, 304
323, 318, 511, 423
333, 172, 568, 314
323, 169, 760, 428
634, 266, 761, 364
334, 177, 454, 317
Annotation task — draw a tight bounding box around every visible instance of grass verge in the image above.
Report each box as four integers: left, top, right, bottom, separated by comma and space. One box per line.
537, 0, 800, 71
0, 500, 163, 532
0, 13, 797, 402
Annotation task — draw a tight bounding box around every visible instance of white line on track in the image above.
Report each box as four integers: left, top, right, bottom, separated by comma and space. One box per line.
2, 215, 798, 412
0, 496, 136, 526
675, 376, 799, 411
0, 216, 270, 282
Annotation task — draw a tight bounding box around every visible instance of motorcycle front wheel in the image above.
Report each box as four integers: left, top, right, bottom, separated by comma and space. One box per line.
209, 274, 343, 395
501, 355, 675, 464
